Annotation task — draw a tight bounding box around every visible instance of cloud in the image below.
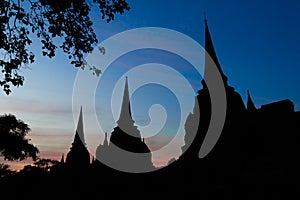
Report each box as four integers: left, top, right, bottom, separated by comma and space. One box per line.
0, 96, 72, 116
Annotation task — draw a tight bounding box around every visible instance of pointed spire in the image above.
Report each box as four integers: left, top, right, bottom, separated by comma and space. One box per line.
193, 95, 200, 115
203, 19, 228, 86
72, 106, 86, 146
103, 132, 108, 147
65, 106, 90, 169
60, 154, 64, 163
117, 76, 135, 127
247, 90, 257, 112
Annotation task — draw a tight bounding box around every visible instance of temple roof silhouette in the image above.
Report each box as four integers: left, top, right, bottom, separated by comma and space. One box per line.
202, 18, 228, 88
260, 99, 294, 113
65, 106, 90, 170
117, 76, 135, 128
96, 77, 154, 172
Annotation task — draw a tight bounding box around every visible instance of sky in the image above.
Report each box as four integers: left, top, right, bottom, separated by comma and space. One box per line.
1, 0, 300, 171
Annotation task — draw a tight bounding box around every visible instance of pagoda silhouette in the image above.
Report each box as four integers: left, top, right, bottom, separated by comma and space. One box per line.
177, 18, 249, 180
65, 106, 90, 173
95, 77, 154, 172
163, 19, 300, 197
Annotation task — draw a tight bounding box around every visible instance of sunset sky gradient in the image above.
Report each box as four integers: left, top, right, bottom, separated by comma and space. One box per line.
1, 0, 300, 170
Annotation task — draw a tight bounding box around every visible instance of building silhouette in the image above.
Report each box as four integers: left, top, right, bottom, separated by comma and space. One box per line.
65, 106, 90, 172
172, 19, 300, 197
96, 77, 154, 172
179, 19, 248, 180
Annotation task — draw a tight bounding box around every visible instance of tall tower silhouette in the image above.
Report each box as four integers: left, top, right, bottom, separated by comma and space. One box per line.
180, 19, 248, 179
96, 77, 154, 172
65, 106, 90, 171
117, 77, 135, 129
202, 18, 228, 87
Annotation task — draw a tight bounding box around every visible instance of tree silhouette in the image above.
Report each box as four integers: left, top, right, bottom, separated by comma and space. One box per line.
0, 113, 39, 161
0, 0, 130, 94
0, 163, 15, 177
33, 158, 60, 172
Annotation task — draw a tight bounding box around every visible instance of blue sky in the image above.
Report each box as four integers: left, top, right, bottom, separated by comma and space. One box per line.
1, 0, 300, 170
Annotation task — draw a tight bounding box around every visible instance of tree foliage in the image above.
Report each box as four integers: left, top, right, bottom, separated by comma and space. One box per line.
0, 163, 15, 177
0, 113, 39, 161
0, 0, 130, 94
33, 158, 59, 171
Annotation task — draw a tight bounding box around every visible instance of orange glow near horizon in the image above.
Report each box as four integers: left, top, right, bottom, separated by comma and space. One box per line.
3, 150, 171, 172
2, 129, 178, 171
